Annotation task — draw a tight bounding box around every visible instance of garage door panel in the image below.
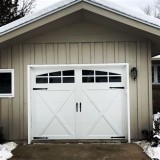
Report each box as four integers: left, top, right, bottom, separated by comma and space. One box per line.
89, 117, 117, 137
79, 87, 125, 138
106, 101, 123, 133
82, 89, 122, 113
33, 87, 76, 138
42, 118, 71, 137
31, 65, 128, 141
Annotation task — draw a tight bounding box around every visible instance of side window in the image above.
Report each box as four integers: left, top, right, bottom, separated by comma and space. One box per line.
82, 70, 121, 83
36, 70, 75, 84
0, 69, 14, 97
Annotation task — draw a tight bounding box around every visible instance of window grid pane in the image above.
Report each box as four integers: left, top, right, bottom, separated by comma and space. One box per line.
82, 70, 121, 83
36, 70, 75, 84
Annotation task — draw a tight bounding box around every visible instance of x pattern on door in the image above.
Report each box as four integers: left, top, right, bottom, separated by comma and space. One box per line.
81, 88, 123, 138
33, 89, 76, 138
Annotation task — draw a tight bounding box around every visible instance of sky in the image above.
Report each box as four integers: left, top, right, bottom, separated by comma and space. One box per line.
34, 0, 154, 13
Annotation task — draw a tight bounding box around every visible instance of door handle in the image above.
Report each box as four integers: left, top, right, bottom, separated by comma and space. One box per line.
76, 103, 78, 112
80, 102, 82, 112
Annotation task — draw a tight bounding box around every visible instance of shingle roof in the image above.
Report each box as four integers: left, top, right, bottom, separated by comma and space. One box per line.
0, 0, 160, 36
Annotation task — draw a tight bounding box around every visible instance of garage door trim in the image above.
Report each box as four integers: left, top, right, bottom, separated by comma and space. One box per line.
28, 63, 130, 144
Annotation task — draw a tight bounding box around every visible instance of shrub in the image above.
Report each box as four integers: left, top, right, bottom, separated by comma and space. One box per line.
142, 112, 160, 147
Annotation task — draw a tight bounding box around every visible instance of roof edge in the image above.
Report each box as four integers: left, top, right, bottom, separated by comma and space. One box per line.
0, 0, 81, 36
85, 0, 160, 29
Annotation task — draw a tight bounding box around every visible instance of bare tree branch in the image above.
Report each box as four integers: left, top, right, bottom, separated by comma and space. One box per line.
0, 0, 36, 27
142, 0, 160, 19
143, 5, 152, 15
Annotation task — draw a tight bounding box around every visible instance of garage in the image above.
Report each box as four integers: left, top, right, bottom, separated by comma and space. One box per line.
28, 64, 130, 143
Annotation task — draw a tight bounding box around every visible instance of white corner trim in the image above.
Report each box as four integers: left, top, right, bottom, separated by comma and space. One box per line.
126, 64, 131, 143
28, 66, 32, 144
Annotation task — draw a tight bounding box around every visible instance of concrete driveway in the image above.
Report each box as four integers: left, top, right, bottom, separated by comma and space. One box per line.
11, 143, 150, 160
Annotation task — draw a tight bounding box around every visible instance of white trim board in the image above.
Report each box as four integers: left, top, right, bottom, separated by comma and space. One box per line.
28, 63, 130, 144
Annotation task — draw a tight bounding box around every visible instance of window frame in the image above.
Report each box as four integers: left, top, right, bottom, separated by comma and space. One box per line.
0, 69, 14, 97
36, 70, 75, 84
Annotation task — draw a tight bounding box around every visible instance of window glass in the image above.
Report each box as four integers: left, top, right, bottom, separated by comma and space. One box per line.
37, 73, 48, 76
63, 77, 74, 83
109, 72, 120, 75
0, 73, 12, 94
82, 70, 94, 76
63, 70, 74, 76
82, 77, 94, 83
96, 71, 108, 75
36, 78, 48, 83
109, 76, 121, 82
36, 70, 75, 84
96, 77, 108, 83
49, 71, 61, 76
50, 78, 61, 83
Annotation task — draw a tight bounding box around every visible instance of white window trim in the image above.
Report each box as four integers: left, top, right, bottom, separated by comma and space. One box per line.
152, 65, 160, 85
0, 69, 14, 97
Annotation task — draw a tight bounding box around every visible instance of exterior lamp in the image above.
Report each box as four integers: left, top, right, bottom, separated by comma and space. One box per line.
131, 67, 137, 81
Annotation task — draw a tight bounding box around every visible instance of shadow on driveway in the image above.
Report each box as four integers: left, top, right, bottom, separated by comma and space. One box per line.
11, 143, 150, 160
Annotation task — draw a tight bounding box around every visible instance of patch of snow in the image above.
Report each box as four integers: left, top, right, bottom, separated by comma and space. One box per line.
136, 113, 160, 160
154, 112, 160, 121
154, 135, 160, 139
137, 141, 160, 160
0, 142, 17, 160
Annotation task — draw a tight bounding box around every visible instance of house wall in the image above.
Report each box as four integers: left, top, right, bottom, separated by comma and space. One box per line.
0, 21, 152, 140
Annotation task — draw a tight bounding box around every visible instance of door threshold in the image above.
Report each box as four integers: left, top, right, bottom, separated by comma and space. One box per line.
32, 139, 128, 144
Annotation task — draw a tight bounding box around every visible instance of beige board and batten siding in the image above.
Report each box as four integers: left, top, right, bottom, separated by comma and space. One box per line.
0, 20, 152, 140
0, 41, 152, 140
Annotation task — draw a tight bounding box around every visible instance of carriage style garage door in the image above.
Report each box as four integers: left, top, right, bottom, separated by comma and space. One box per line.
28, 64, 129, 142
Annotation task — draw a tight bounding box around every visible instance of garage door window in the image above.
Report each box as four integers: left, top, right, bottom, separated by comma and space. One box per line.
36, 70, 75, 84
82, 70, 121, 83
0, 69, 14, 97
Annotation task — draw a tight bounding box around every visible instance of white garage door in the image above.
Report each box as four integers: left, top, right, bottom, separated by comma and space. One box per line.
29, 64, 129, 142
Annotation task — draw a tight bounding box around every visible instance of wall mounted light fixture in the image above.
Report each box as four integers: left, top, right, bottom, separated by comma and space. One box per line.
131, 67, 137, 81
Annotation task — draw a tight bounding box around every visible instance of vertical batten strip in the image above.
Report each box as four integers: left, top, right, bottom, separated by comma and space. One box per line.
115, 42, 119, 63
147, 41, 153, 131
106, 42, 115, 63
1, 48, 10, 139
103, 42, 107, 64
140, 42, 149, 136
19, 44, 24, 139
78, 43, 82, 64
23, 44, 31, 139
7, 46, 13, 140
42, 44, 46, 64
54, 44, 58, 64
12, 45, 20, 140
31, 44, 35, 65
136, 41, 141, 139
91, 43, 95, 64
66, 43, 70, 64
